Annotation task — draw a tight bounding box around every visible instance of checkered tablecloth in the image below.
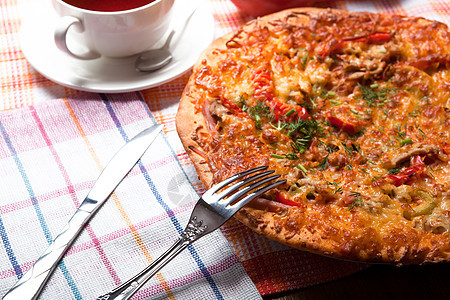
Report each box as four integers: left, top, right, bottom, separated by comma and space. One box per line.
0, 0, 448, 299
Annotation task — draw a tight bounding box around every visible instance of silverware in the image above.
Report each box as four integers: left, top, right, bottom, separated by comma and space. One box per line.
3, 124, 163, 300
135, 5, 197, 72
97, 165, 285, 300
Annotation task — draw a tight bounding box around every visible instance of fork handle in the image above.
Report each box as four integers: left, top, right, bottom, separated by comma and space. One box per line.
97, 238, 189, 300
98, 214, 208, 300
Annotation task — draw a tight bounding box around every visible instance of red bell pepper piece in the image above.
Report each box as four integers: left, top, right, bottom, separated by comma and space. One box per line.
386, 174, 410, 187
317, 40, 344, 59
344, 32, 392, 44
320, 32, 392, 58
220, 96, 245, 117
385, 155, 425, 186
252, 69, 274, 102
268, 100, 310, 122
275, 191, 303, 207
443, 143, 450, 155
327, 115, 361, 135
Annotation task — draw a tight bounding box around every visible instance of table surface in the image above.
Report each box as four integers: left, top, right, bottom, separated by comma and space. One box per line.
268, 262, 450, 299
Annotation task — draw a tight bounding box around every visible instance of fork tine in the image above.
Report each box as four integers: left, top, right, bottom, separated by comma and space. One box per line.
231, 179, 287, 211
203, 165, 268, 197
214, 170, 275, 202
220, 174, 282, 206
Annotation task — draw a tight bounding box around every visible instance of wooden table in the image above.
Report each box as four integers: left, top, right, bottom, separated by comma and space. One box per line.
266, 262, 450, 299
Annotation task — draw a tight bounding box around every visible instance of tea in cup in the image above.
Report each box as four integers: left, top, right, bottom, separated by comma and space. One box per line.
52, 0, 175, 59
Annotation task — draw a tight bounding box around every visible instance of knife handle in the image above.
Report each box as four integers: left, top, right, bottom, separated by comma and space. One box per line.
3, 206, 91, 300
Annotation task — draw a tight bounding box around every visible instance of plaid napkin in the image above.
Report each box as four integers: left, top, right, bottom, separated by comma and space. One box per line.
0, 94, 262, 299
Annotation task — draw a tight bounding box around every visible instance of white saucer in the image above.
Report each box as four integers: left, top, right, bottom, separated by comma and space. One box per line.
19, 0, 215, 93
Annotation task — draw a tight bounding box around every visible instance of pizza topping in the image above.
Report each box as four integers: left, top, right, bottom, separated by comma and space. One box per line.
248, 101, 273, 129
384, 155, 426, 187
251, 69, 311, 122
403, 188, 436, 220
248, 197, 292, 212
201, 98, 218, 134
326, 109, 362, 135
275, 191, 304, 207
317, 32, 393, 58
344, 191, 364, 210
383, 144, 439, 169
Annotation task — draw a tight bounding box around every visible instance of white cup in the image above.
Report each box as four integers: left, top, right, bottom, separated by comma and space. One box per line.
51, 0, 175, 59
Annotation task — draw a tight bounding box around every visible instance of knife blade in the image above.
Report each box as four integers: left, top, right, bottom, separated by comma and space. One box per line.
3, 124, 163, 300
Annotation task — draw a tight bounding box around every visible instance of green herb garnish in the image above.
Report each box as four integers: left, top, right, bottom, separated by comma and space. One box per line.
399, 138, 413, 147
357, 83, 393, 107
318, 152, 330, 170
249, 101, 272, 129
346, 191, 363, 210
285, 108, 296, 117
297, 164, 308, 173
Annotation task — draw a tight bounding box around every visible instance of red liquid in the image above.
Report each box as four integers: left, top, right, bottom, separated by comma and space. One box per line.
63, 0, 156, 12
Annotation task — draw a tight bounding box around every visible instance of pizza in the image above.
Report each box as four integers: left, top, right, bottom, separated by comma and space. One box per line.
176, 8, 450, 265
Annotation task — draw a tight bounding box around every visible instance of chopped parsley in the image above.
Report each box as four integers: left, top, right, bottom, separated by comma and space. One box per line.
318, 152, 330, 170
271, 153, 299, 160
341, 142, 360, 154
270, 118, 321, 156
393, 124, 406, 139
237, 95, 248, 112
346, 191, 364, 210
270, 120, 287, 131
328, 181, 343, 194
297, 163, 308, 173
249, 101, 272, 129
285, 108, 296, 117
284, 119, 320, 152
387, 167, 401, 175
399, 138, 413, 147
357, 83, 393, 107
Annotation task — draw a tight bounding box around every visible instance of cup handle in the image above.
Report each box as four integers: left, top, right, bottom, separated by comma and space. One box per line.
54, 15, 101, 60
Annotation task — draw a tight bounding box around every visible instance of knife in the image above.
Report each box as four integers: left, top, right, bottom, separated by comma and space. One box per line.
3, 124, 163, 300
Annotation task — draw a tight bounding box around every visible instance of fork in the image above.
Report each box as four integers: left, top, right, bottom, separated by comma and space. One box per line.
97, 165, 285, 300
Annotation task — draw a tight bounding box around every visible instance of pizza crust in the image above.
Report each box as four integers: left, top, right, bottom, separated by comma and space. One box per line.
176, 8, 450, 265
176, 91, 213, 185
236, 206, 449, 264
